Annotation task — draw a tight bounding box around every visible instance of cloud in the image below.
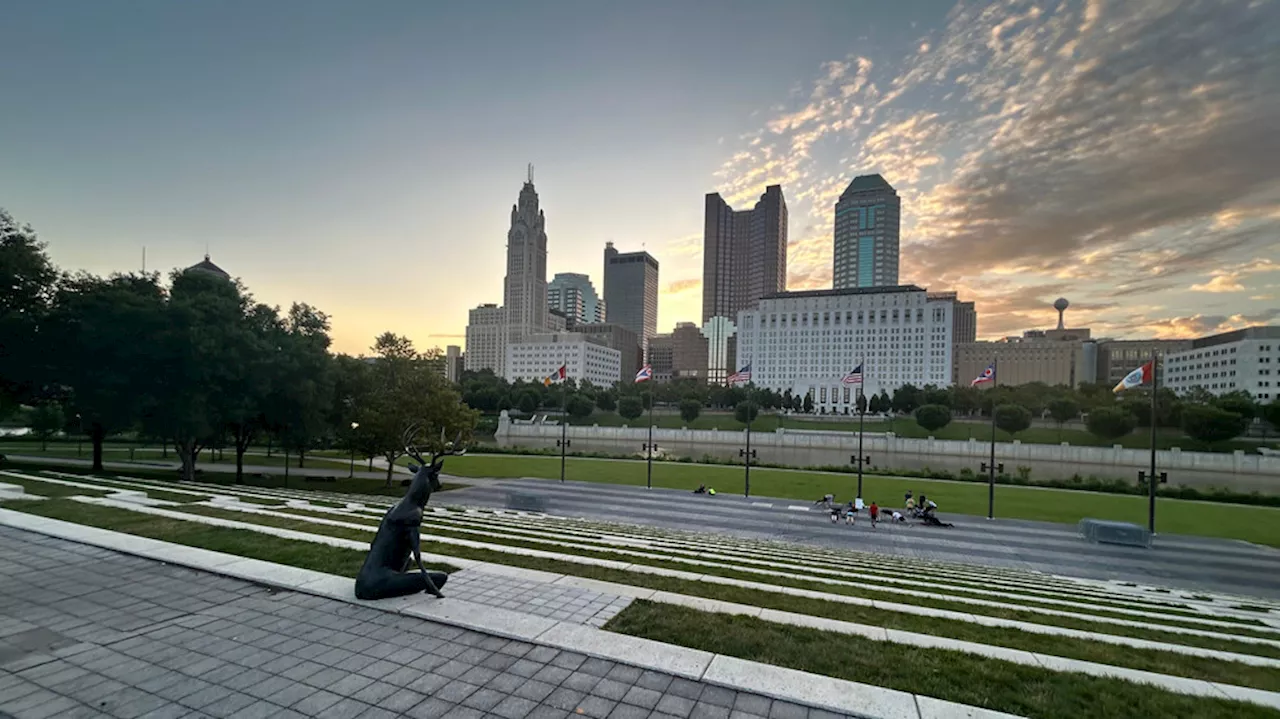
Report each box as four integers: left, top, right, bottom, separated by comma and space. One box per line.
665, 278, 700, 294
715, 0, 1280, 341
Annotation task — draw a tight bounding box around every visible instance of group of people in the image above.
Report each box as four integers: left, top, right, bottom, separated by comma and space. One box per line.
813, 490, 950, 528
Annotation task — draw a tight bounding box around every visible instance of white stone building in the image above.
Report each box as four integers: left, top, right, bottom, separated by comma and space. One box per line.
735, 285, 954, 412
1164, 326, 1280, 402
505, 333, 622, 387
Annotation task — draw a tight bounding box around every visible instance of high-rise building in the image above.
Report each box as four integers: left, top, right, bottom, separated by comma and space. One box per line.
504, 169, 551, 347
603, 242, 659, 351
927, 291, 977, 344
1097, 339, 1192, 387
735, 286, 953, 410
548, 273, 606, 325
571, 323, 642, 383
504, 332, 622, 387
833, 174, 900, 289
444, 345, 463, 383
702, 185, 788, 324
464, 303, 506, 374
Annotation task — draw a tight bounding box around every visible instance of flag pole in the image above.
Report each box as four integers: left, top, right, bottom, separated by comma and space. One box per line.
559, 354, 568, 483
988, 357, 998, 520
1148, 349, 1158, 534
646, 386, 654, 490
856, 358, 865, 499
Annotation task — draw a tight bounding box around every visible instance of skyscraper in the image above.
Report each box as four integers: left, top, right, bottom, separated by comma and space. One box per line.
702, 185, 787, 324
832, 174, 900, 289
504, 167, 550, 346
603, 242, 659, 352
548, 272, 606, 325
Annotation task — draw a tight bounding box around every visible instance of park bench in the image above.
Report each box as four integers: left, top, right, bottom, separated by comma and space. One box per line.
1078, 518, 1151, 548
506, 492, 548, 513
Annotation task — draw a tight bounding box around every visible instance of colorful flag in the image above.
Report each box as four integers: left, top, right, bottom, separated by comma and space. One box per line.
841, 364, 864, 386
1113, 361, 1153, 393
726, 364, 752, 385
543, 363, 567, 386
971, 362, 995, 387
634, 364, 652, 383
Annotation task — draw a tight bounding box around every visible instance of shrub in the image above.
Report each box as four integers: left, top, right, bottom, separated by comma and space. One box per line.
993, 404, 1032, 436
1086, 407, 1136, 441
618, 396, 644, 421
679, 399, 702, 423
1181, 404, 1248, 444
735, 401, 760, 425
914, 404, 952, 432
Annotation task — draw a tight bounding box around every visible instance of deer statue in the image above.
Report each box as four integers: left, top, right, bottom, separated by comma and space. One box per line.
354, 426, 465, 601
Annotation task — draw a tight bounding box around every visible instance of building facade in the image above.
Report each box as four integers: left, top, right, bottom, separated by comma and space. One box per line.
571, 322, 643, 383
602, 242, 659, 351
953, 338, 1094, 388
548, 273, 606, 325
1097, 339, 1192, 386
833, 174, 901, 289
702, 185, 788, 324
504, 333, 622, 388
464, 304, 505, 374
735, 286, 953, 412
1164, 326, 1280, 401
444, 345, 463, 383
926, 291, 977, 344
504, 174, 551, 347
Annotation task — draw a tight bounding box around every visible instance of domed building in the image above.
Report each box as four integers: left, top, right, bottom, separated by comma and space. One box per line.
185, 254, 230, 281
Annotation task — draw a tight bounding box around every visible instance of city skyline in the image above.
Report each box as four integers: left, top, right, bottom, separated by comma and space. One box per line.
3, 1, 1276, 356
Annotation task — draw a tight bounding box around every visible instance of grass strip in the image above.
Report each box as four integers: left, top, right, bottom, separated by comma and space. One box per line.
0, 475, 112, 499
5, 498, 457, 578
37, 499, 1280, 685
605, 601, 1279, 719
177, 504, 1280, 647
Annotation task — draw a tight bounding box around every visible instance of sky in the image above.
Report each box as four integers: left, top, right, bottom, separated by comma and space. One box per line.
2, 0, 1278, 356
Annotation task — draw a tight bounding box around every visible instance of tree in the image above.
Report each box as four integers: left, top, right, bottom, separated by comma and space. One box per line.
949, 385, 980, 415
1086, 407, 1136, 441
1047, 398, 1080, 440
517, 391, 539, 415
263, 304, 335, 472
892, 384, 922, 414
30, 402, 64, 450
1263, 399, 1280, 435
802, 392, 814, 414
855, 391, 868, 415
993, 404, 1032, 437
790, 394, 803, 412
565, 394, 594, 419
0, 209, 60, 415
921, 385, 950, 407
914, 404, 952, 433
595, 390, 616, 412
1213, 391, 1257, 420
735, 400, 759, 425
618, 396, 643, 421
679, 398, 701, 424
1181, 404, 1248, 444
48, 272, 169, 471
357, 334, 478, 485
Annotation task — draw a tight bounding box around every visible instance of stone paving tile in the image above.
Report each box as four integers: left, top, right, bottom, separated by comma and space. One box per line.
0, 526, 857, 719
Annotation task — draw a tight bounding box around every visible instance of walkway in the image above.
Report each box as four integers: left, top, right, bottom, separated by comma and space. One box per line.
0, 527, 849, 719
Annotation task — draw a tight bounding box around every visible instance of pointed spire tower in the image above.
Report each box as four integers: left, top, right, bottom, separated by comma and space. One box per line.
504, 164, 550, 347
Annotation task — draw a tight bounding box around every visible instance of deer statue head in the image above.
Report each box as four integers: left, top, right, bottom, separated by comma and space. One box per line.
401, 425, 466, 508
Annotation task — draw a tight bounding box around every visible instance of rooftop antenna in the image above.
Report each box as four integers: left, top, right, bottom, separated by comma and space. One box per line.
205, 240, 210, 261
142, 246, 146, 273
528, 163, 534, 184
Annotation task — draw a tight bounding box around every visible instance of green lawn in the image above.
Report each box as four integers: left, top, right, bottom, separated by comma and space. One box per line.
0, 443, 352, 469
439, 454, 1280, 546
564, 412, 1268, 452
607, 602, 1279, 719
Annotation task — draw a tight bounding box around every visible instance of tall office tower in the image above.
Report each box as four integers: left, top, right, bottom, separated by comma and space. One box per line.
603, 242, 659, 351
548, 273, 606, 325
464, 303, 506, 374
702, 185, 788, 324
504, 166, 550, 346
832, 174, 900, 289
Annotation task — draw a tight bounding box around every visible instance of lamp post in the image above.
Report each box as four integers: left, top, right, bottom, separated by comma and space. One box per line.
349, 422, 360, 478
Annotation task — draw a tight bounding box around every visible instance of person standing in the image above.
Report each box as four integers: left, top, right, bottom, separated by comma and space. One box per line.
869, 501, 879, 528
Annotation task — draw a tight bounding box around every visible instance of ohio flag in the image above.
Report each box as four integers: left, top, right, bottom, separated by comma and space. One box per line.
971, 362, 995, 387
634, 364, 652, 383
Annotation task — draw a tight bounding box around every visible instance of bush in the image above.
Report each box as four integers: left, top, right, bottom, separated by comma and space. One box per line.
1264, 399, 1280, 433
595, 391, 616, 412
1181, 404, 1248, 444
679, 399, 701, 424
617, 396, 644, 421
1086, 407, 1137, 441
735, 401, 760, 425
993, 404, 1032, 436
517, 391, 539, 415
913, 404, 952, 432
1047, 398, 1079, 425
565, 394, 594, 419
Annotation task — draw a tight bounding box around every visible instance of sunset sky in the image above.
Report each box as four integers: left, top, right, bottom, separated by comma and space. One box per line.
3, 0, 1277, 356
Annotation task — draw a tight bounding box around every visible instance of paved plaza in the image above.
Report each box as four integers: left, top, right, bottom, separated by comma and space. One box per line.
0, 527, 852, 719
442, 477, 1280, 599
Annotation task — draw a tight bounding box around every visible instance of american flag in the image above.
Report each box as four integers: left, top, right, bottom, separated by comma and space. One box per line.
726, 363, 752, 385
634, 364, 652, 383
971, 362, 995, 387
841, 364, 864, 386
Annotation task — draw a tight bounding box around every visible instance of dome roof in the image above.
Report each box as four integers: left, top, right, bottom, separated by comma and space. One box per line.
186, 254, 230, 280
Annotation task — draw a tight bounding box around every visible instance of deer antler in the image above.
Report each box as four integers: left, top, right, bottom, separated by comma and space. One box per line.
402, 423, 429, 466
428, 430, 468, 464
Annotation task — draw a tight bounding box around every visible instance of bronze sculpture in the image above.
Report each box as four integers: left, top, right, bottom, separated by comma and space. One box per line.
354, 428, 463, 601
